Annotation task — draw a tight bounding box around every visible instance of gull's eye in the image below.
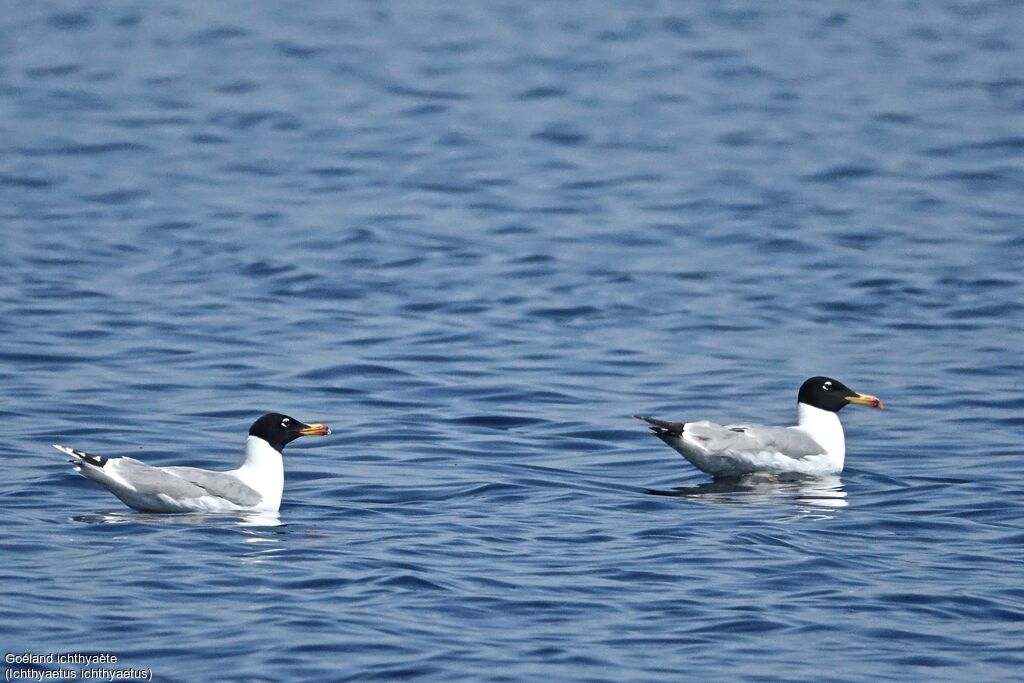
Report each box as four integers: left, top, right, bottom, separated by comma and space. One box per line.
280, 418, 291, 428
822, 381, 833, 390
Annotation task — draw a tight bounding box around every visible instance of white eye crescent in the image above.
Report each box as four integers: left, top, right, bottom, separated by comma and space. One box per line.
281, 419, 291, 427
822, 381, 833, 390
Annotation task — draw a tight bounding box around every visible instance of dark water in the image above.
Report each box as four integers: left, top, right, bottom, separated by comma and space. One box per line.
2, 2, 1023, 681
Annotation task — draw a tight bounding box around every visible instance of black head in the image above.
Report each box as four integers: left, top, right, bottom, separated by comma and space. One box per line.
248, 413, 331, 452
797, 376, 884, 412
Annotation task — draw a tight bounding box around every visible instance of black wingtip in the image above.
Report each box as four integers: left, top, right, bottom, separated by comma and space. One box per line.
634, 415, 686, 436
54, 444, 107, 468
77, 451, 108, 468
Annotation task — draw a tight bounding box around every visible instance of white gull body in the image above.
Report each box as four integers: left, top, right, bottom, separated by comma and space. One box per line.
53, 413, 330, 513
636, 377, 883, 478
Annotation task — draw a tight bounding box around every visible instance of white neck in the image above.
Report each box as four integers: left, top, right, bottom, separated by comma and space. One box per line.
232, 436, 285, 512
796, 402, 846, 466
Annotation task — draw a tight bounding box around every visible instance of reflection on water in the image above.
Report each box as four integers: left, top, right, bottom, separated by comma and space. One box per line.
3, 0, 1021, 678
647, 473, 848, 512
71, 510, 285, 527
70, 510, 288, 562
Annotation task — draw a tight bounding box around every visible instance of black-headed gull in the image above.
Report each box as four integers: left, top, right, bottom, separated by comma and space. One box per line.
54, 413, 331, 513
636, 377, 883, 477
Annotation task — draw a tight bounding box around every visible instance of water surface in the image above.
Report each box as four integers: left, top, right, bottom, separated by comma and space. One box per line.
2, 2, 1023, 681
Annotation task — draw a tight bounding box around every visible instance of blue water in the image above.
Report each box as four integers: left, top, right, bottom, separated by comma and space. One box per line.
2, 2, 1023, 681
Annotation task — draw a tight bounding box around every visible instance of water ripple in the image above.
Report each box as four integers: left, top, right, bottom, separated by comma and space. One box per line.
1, 2, 1022, 681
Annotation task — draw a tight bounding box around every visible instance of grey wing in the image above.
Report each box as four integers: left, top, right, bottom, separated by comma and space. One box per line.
683, 421, 766, 454
720, 423, 826, 458
683, 422, 825, 459
161, 466, 263, 507
111, 458, 216, 501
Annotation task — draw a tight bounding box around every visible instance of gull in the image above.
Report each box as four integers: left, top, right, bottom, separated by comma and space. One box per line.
53, 413, 330, 513
635, 376, 883, 477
